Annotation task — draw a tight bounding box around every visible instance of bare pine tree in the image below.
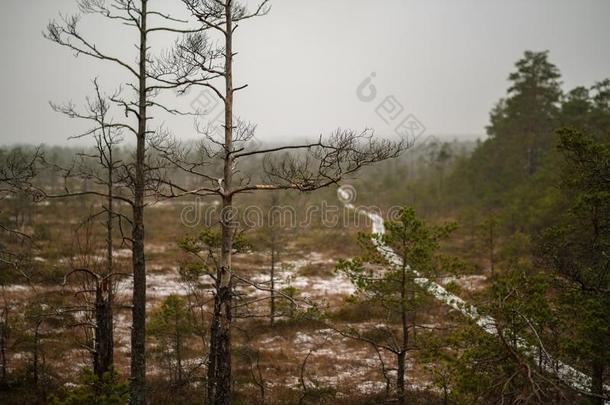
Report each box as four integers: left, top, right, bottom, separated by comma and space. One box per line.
44, 2, 203, 402
150, 1, 408, 402
49, 79, 127, 382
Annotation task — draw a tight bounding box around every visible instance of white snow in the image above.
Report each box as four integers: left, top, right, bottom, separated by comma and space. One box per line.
294, 332, 315, 345
117, 272, 188, 298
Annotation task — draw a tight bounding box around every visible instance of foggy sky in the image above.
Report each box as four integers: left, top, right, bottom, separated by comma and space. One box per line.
1, 0, 609, 146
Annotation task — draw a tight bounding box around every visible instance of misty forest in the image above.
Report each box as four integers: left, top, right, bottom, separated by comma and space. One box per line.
0, 1, 609, 404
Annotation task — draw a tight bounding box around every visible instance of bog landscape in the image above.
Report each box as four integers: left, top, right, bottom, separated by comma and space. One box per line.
0, 1, 609, 404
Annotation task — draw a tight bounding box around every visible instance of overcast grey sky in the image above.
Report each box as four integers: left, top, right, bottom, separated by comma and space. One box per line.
1, 0, 609, 146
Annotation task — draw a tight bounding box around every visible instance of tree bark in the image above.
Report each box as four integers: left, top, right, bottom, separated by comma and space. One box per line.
212, 3, 235, 404
130, 0, 148, 403
207, 286, 220, 402
214, 277, 232, 405
397, 351, 406, 405
94, 284, 113, 381
95, 142, 115, 382
105, 145, 114, 373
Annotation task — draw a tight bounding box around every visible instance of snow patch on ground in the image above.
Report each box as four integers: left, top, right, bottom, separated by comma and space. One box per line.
439, 274, 487, 291
117, 272, 188, 298
248, 255, 355, 299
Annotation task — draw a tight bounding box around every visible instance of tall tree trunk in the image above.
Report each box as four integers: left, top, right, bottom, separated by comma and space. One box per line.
130, 1, 148, 403
105, 149, 114, 373
94, 285, 112, 381
207, 286, 220, 402
397, 351, 406, 405
214, 260, 232, 405
214, 2, 234, 403
95, 149, 115, 382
